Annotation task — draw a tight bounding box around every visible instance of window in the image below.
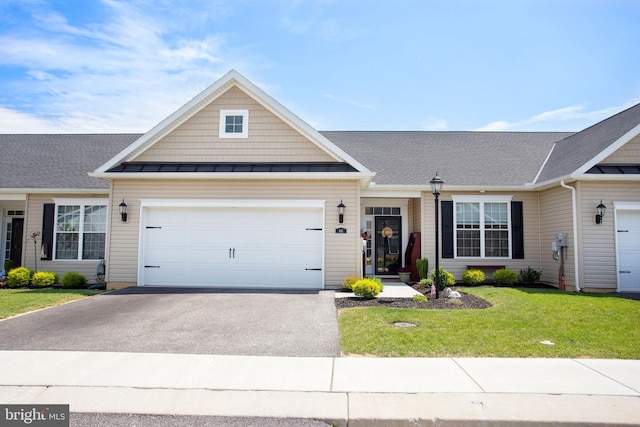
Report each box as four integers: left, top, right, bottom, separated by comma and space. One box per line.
219, 109, 249, 138
453, 196, 511, 258
54, 200, 107, 260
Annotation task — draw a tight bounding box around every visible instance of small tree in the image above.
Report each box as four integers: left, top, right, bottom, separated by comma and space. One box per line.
416, 258, 429, 280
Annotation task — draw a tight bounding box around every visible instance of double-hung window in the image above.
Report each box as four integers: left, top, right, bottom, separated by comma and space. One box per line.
219, 109, 249, 138
54, 199, 107, 260
452, 196, 512, 258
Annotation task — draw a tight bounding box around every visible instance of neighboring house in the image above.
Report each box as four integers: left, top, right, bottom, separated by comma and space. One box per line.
1, 70, 639, 293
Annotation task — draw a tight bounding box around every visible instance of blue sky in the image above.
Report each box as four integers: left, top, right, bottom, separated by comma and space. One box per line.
0, 0, 639, 133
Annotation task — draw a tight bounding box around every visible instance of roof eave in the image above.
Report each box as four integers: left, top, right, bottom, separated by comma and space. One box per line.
89, 171, 375, 182
1, 188, 110, 195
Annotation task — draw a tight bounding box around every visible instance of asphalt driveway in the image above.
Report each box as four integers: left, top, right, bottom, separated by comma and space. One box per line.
0, 287, 340, 357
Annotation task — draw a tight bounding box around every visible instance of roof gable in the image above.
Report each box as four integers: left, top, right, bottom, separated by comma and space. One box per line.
95, 70, 369, 174
131, 85, 336, 164
534, 102, 640, 183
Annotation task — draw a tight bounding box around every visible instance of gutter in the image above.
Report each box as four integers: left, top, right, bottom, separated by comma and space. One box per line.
559, 180, 581, 292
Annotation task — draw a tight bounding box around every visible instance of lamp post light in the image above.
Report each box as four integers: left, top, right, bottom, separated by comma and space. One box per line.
430, 173, 444, 299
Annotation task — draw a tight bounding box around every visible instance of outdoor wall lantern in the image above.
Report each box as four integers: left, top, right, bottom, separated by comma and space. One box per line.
337, 200, 346, 224
430, 173, 444, 299
595, 200, 606, 224
119, 199, 128, 223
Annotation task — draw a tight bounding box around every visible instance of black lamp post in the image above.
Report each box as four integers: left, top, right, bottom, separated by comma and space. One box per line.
430, 173, 444, 299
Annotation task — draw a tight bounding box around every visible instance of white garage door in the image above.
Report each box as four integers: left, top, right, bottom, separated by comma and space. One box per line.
140, 205, 324, 289
616, 210, 640, 292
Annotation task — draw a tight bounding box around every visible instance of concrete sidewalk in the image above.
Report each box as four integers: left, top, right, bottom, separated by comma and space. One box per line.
1, 351, 639, 426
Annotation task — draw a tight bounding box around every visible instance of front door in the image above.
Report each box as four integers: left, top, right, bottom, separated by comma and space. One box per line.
9, 218, 24, 267
375, 216, 401, 275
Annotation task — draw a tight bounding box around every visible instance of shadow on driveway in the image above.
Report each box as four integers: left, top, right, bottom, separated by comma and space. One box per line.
0, 287, 340, 357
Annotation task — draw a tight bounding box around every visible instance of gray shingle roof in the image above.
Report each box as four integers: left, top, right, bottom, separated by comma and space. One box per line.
535, 102, 640, 183
0, 134, 141, 189
321, 131, 572, 186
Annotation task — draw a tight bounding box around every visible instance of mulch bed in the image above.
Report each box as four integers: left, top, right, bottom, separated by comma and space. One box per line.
335, 285, 492, 310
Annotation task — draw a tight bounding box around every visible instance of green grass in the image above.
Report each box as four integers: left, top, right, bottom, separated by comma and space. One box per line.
339, 287, 640, 358
0, 289, 103, 320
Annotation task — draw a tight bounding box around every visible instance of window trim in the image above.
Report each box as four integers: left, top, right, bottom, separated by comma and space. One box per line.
52, 198, 108, 261
451, 195, 513, 259
219, 109, 249, 139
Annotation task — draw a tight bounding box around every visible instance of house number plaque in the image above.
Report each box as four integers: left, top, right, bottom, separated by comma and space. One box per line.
335, 228, 347, 234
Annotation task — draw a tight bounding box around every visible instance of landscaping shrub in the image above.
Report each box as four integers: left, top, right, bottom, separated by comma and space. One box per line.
431, 267, 455, 291
352, 278, 382, 299
412, 294, 428, 303
61, 272, 87, 288
518, 266, 542, 285
31, 271, 59, 288
462, 269, 485, 286
342, 275, 361, 290
4, 259, 14, 273
416, 258, 429, 280
6, 267, 33, 288
493, 268, 518, 286
418, 278, 433, 287
365, 276, 384, 291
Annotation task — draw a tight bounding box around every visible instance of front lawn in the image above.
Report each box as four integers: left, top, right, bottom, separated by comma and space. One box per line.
0, 289, 103, 320
339, 287, 640, 358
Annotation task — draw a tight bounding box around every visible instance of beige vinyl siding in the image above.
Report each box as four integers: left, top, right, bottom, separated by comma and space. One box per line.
134, 86, 336, 163
23, 194, 107, 282
579, 181, 640, 291
602, 134, 640, 163
539, 186, 574, 289
411, 197, 421, 233
108, 179, 360, 289
420, 191, 542, 282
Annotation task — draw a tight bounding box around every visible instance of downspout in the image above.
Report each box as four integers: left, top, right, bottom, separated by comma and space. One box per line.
559, 180, 581, 292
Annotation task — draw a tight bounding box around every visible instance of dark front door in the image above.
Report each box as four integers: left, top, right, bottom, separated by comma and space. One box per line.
9, 219, 24, 267
375, 216, 401, 275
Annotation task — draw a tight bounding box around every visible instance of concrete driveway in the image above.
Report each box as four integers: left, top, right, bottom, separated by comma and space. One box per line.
0, 287, 340, 357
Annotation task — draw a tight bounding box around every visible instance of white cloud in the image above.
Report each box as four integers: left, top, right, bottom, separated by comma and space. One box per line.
0, 1, 249, 133
421, 117, 448, 131
325, 93, 375, 109
476, 100, 640, 132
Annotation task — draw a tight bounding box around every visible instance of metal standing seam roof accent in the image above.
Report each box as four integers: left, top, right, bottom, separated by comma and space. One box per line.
105, 162, 359, 173
586, 164, 640, 174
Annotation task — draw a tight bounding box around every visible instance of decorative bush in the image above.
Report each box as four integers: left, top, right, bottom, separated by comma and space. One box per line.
365, 276, 384, 291
418, 278, 433, 287
6, 267, 33, 288
493, 268, 518, 286
416, 258, 429, 280
352, 278, 382, 299
431, 267, 455, 291
31, 271, 59, 288
518, 266, 542, 285
342, 275, 361, 290
412, 294, 428, 303
462, 269, 485, 286
4, 259, 14, 273
61, 272, 87, 288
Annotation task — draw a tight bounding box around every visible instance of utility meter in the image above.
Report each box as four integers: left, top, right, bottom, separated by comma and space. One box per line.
555, 233, 568, 247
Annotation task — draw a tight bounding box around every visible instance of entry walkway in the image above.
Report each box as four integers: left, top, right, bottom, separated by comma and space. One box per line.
1, 350, 639, 426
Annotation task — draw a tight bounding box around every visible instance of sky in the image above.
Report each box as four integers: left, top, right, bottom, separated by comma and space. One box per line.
0, 0, 639, 134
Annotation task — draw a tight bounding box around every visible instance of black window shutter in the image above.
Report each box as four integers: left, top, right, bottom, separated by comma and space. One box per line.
511, 201, 524, 259
41, 204, 55, 260
441, 200, 454, 258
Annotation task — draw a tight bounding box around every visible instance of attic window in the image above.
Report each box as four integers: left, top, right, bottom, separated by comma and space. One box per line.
219, 109, 248, 139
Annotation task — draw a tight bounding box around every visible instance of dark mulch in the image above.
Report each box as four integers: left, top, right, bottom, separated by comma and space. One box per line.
335, 287, 492, 310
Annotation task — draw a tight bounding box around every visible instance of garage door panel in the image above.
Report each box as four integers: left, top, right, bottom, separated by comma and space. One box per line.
141, 205, 324, 289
